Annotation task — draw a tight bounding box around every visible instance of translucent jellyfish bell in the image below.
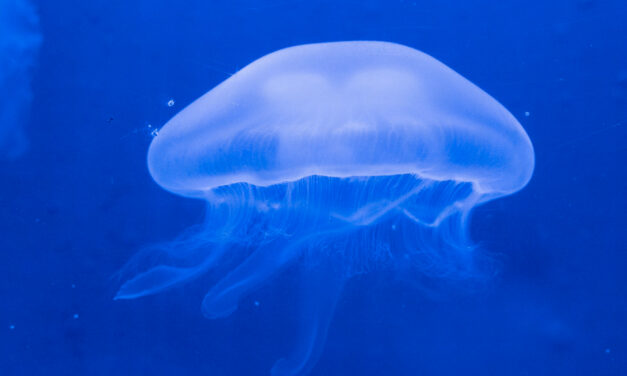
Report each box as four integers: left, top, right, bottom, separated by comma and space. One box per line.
148, 41, 533, 198
118, 41, 534, 376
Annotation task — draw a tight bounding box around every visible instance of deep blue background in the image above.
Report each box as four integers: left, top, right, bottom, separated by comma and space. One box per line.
2, 0, 626, 375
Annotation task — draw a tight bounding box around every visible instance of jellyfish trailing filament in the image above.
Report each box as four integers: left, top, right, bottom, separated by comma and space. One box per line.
116, 41, 534, 376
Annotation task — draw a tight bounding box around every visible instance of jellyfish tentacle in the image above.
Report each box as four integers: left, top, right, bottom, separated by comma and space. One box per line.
116, 265, 202, 300
271, 263, 344, 376
201, 239, 300, 319
201, 226, 351, 319
115, 245, 227, 300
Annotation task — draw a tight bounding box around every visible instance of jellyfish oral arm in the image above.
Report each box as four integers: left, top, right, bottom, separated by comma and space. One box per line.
114, 264, 207, 300
115, 244, 228, 300
271, 263, 344, 376
201, 238, 301, 319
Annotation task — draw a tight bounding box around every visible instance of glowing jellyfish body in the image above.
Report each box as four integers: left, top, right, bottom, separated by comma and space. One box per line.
0, 0, 40, 159
117, 41, 534, 375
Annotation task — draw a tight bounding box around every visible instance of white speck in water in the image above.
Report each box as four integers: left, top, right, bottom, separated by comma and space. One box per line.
391, 224, 397, 230
254, 301, 260, 307
524, 111, 530, 117
73, 314, 79, 319
9, 325, 15, 330
605, 348, 611, 354
150, 129, 159, 137
167, 99, 175, 107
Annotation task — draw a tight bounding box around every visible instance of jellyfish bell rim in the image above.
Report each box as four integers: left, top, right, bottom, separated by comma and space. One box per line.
146, 40, 535, 200
146, 160, 532, 203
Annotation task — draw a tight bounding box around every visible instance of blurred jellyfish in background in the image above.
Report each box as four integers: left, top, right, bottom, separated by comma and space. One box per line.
117, 42, 534, 375
0, 0, 41, 160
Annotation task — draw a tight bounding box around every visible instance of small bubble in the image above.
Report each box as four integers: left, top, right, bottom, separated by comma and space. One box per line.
9, 325, 15, 330
150, 129, 159, 137
254, 301, 260, 307
605, 348, 611, 354
524, 111, 530, 117
167, 99, 175, 107
391, 224, 397, 230
71, 284, 76, 289
73, 314, 79, 319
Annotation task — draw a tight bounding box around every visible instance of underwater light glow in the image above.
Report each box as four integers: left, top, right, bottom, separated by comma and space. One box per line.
0, 0, 41, 159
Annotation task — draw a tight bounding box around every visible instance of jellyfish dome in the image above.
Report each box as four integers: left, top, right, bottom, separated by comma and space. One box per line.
117, 41, 534, 376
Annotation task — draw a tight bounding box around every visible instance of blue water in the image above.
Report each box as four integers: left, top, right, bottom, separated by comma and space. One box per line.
1, 0, 626, 375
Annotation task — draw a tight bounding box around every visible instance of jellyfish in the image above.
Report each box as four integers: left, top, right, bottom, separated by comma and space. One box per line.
0, 0, 41, 159
116, 41, 534, 375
